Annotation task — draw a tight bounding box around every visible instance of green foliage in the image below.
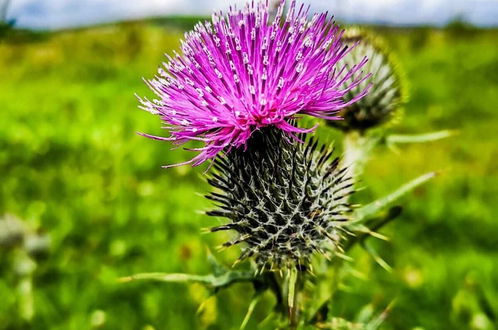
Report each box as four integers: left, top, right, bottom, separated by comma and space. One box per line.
1, 22, 497, 329
149, 16, 209, 30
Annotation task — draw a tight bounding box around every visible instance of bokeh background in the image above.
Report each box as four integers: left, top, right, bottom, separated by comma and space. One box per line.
1, 0, 498, 329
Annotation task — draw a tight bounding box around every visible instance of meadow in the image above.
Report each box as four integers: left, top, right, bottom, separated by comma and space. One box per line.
0, 19, 497, 329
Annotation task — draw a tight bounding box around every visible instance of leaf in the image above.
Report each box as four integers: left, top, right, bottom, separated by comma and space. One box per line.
240, 293, 263, 330
365, 300, 396, 330
386, 130, 456, 145
119, 270, 255, 289
355, 304, 375, 323
352, 172, 437, 225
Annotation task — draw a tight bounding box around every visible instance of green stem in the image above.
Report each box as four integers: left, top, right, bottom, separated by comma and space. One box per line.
343, 131, 381, 183
287, 268, 303, 329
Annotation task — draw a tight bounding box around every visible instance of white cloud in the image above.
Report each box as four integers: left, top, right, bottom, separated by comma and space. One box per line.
6, 0, 498, 29
8, 0, 190, 28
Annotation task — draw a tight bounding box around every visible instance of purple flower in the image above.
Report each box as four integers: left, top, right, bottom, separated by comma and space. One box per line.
139, 0, 370, 167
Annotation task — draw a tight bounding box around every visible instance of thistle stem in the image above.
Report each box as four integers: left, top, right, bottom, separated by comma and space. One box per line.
287, 268, 303, 329
343, 131, 379, 181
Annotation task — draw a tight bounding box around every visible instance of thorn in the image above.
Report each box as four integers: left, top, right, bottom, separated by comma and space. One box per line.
231, 258, 242, 268
194, 209, 209, 215
355, 185, 367, 192
216, 244, 227, 252
350, 268, 368, 281
335, 252, 354, 262
368, 231, 389, 241
196, 295, 215, 316
200, 227, 211, 234
363, 242, 392, 272
307, 263, 315, 276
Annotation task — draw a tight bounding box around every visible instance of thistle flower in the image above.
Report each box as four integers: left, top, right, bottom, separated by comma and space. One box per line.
138, 0, 370, 166
206, 128, 353, 271
328, 28, 407, 132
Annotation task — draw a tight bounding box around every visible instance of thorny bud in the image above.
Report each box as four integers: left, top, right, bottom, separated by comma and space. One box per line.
329, 28, 408, 132
206, 128, 354, 271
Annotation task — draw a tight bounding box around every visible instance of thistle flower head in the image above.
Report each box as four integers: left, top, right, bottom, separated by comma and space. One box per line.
139, 1, 370, 166
207, 128, 354, 271
328, 28, 408, 132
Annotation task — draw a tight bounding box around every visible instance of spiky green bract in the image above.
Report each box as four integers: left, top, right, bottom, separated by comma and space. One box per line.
206, 128, 354, 272
329, 28, 408, 132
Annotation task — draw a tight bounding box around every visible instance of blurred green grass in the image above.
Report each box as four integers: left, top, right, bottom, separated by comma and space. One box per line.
0, 21, 497, 329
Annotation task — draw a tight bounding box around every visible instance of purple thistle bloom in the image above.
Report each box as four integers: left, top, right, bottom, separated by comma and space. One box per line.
139, 0, 371, 167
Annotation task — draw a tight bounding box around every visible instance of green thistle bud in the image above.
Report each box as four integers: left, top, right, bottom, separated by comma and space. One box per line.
330, 28, 408, 132
206, 128, 354, 271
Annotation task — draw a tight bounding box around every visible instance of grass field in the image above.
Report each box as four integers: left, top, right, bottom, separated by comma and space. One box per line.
1, 20, 497, 329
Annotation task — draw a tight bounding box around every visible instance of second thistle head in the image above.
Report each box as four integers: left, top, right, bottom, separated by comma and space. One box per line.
328, 28, 408, 132
206, 128, 354, 271
138, 1, 370, 167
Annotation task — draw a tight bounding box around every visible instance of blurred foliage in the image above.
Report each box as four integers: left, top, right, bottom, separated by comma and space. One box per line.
149, 16, 209, 30
0, 19, 497, 329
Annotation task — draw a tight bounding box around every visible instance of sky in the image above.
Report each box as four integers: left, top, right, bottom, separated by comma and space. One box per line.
5, 0, 498, 30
